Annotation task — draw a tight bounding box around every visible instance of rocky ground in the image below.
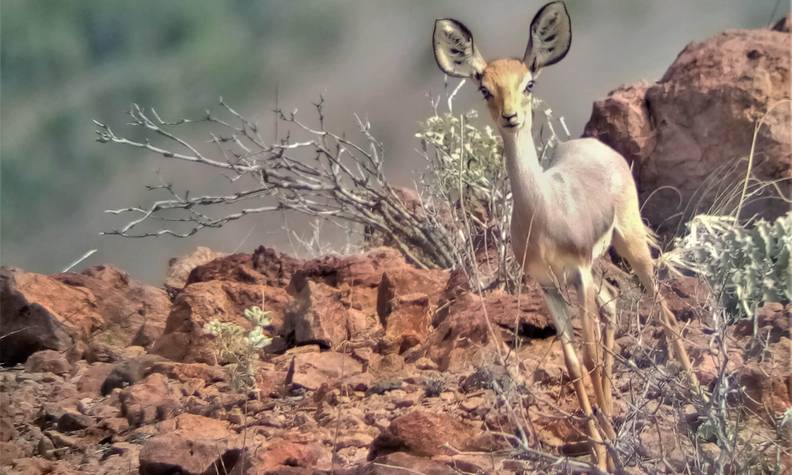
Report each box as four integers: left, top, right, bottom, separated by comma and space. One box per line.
1, 245, 789, 474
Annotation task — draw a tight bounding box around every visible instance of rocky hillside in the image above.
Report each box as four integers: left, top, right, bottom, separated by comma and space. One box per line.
1, 244, 789, 474
2, 14, 790, 475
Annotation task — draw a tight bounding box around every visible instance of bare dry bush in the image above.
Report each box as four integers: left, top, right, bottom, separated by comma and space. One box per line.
95, 98, 457, 270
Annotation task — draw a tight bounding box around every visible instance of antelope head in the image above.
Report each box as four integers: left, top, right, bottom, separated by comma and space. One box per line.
433, 1, 571, 134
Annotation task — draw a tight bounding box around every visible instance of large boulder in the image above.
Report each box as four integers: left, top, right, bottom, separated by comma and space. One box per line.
229, 438, 329, 474
368, 410, 478, 459
138, 414, 242, 475
186, 245, 302, 288
1, 268, 103, 363
282, 248, 440, 350
424, 285, 553, 372
584, 24, 790, 231
152, 280, 289, 363
288, 247, 412, 291
283, 280, 377, 349
53, 265, 171, 349
118, 373, 182, 426
24, 350, 71, 375
285, 350, 364, 391
0, 263, 166, 363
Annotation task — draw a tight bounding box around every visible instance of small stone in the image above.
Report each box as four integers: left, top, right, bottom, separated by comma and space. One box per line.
25, 350, 71, 375
366, 378, 402, 396
461, 396, 485, 412
101, 417, 130, 435
227, 408, 244, 425
57, 412, 94, 432
414, 357, 438, 371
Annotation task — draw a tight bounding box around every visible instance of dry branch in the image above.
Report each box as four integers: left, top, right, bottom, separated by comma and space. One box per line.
95, 99, 458, 269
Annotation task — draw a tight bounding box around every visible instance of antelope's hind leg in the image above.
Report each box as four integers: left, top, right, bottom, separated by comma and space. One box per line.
542, 286, 609, 470
595, 279, 619, 416
612, 227, 705, 399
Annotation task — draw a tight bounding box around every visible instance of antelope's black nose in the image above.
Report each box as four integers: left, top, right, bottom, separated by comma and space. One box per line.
502, 112, 518, 121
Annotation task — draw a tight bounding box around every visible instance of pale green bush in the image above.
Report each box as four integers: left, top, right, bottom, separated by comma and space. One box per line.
670, 213, 791, 318
204, 306, 273, 394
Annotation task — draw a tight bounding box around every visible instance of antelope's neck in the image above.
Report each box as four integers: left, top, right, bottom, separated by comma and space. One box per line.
502, 129, 548, 230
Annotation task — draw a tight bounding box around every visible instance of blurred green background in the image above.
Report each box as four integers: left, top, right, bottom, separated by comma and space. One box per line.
1, 0, 785, 283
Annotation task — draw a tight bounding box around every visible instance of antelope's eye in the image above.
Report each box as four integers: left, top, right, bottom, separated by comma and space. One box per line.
479, 86, 493, 100
524, 80, 536, 94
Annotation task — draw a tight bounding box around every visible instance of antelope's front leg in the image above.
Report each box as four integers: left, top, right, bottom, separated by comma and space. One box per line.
542, 286, 609, 471
576, 269, 609, 415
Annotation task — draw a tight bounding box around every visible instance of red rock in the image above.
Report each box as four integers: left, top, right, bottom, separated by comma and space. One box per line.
229, 439, 327, 474
96, 442, 141, 474
284, 281, 352, 348
0, 267, 104, 363
56, 411, 94, 432
372, 354, 405, 376
479, 287, 554, 342
148, 361, 226, 385
368, 410, 478, 459
0, 416, 17, 443
582, 81, 654, 168
165, 246, 227, 291
0, 440, 25, 465
100, 354, 165, 395
376, 268, 448, 319
99, 417, 130, 435
119, 373, 181, 426
380, 293, 431, 354
584, 26, 791, 230
255, 367, 288, 397
53, 265, 171, 349
647, 274, 713, 323
733, 302, 790, 342
186, 246, 303, 289
289, 247, 408, 293
424, 292, 511, 372
737, 340, 791, 419
341, 451, 457, 475
139, 414, 241, 475
24, 350, 71, 375
3, 457, 57, 475
281, 247, 448, 350
152, 280, 289, 363
286, 351, 364, 391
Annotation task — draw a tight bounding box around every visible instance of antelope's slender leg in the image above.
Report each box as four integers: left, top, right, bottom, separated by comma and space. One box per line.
577, 268, 617, 447
612, 231, 705, 400
576, 270, 606, 409
595, 280, 619, 416
543, 286, 608, 470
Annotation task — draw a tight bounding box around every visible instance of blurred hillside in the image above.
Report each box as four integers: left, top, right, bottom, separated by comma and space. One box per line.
1, 0, 341, 262
1, 0, 785, 283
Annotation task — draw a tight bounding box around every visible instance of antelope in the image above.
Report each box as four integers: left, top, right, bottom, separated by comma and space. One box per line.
432, 1, 702, 470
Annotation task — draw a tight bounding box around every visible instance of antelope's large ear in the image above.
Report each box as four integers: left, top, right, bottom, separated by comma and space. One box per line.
523, 1, 571, 72
433, 19, 486, 78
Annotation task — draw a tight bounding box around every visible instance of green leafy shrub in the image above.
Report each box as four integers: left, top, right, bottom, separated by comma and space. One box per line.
670, 213, 791, 318
204, 306, 273, 394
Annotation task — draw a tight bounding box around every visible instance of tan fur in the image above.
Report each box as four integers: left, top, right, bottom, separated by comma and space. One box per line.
480, 59, 532, 128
